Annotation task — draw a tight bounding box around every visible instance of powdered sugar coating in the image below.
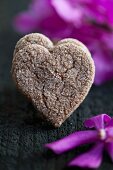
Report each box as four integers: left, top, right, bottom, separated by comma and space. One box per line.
12, 33, 95, 127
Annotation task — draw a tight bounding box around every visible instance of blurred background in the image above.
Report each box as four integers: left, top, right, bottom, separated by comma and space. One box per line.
0, 0, 30, 89
0, 0, 113, 170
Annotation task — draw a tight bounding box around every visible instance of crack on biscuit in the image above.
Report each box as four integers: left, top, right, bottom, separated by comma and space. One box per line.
42, 84, 50, 111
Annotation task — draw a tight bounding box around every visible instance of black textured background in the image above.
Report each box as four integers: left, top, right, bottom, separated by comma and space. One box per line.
0, 1, 113, 170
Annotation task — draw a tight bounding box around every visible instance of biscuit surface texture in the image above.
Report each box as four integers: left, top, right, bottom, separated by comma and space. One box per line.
12, 33, 95, 127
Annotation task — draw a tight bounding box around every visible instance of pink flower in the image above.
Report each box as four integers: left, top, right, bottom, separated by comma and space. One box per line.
13, 0, 53, 33
45, 114, 113, 169
51, 0, 113, 27
13, 0, 113, 85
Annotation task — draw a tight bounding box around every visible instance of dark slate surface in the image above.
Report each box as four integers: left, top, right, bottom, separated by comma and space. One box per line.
0, 1, 113, 170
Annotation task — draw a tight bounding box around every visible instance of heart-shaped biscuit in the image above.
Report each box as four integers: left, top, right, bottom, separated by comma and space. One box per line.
12, 33, 95, 127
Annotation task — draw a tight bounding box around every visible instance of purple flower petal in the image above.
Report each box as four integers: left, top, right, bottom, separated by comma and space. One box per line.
68, 142, 104, 168
93, 49, 113, 85
40, 11, 73, 39
105, 142, 113, 162
106, 119, 113, 127
51, 0, 83, 25
106, 127, 113, 138
13, 0, 53, 34
45, 130, 98, 154
13, 12, 38, 33
84, 114, 111, 129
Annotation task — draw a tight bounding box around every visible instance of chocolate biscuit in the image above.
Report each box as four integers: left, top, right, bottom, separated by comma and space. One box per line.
11, 33, 95, 127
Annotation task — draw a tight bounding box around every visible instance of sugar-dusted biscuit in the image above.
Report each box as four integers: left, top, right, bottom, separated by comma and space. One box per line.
12, 33, 95, 127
